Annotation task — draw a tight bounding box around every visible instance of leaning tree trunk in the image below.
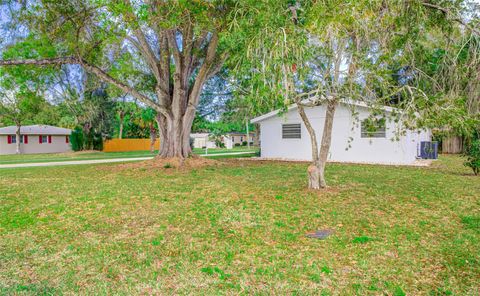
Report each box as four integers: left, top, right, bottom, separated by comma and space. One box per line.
15, 124, 21, 154
297, 100, 338, 190
296, 103, 322, 189
317, 100, 338, 188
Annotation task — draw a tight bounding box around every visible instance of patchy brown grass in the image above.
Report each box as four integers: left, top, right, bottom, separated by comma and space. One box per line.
0, 155, 478, 295
115, 155, 222, 171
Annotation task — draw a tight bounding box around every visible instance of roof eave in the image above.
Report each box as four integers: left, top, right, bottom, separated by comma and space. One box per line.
250, 100, 397, 124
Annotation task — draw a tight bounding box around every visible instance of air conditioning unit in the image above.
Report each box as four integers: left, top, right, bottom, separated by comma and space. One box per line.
420, 141, 438, 159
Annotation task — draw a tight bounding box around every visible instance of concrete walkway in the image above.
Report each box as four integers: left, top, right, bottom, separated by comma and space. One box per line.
0, 151, 257, 169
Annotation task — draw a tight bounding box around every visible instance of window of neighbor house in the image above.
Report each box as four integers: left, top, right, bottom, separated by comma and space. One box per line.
39, 135, 48, 143
361, 118, 386, 138
282, 124, 301, 139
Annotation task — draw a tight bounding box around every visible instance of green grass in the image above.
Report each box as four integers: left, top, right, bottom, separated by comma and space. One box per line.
0, 155, 479, 294
0, 147, 258, 165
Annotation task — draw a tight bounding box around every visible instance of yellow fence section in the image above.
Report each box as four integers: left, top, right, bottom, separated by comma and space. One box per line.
103, 138, 160, 152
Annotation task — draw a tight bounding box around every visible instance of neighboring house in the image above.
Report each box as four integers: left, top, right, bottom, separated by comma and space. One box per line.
226, 132, 258, 147
190, 133, 217, 149
0, 125, 72, 155
251, 101, 432, 165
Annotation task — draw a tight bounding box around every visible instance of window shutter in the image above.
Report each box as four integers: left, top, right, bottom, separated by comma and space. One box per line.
24, 135, 28, 144
282, 124, 302, 139
39, 135, 42, 144
66, 135, 69, 143
7, 135, 12, 144
48, 135, 52, 143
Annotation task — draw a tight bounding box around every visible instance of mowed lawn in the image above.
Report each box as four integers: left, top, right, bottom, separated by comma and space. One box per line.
0, 156, 479, 294
0, 147, 258, 165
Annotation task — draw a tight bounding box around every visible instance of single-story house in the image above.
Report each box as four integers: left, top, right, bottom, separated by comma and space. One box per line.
226, 132, 258, 147
190, 133, 217, 149
0, 125, 72, 155
251, 101, 432, 165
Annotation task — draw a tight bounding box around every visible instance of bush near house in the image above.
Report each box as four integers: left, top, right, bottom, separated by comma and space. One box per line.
70, 127, 84, 152
70, 127, 103, 152
464, 139, 480, 175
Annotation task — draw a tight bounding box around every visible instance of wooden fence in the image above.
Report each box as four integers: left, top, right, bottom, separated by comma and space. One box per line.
442, 136, 463, 154
103, 138, 159, 152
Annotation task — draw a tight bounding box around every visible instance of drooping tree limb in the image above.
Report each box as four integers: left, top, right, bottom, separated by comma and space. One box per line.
422, 2, 480, 35
0, 57, 78, 66
0, 57, 169, 116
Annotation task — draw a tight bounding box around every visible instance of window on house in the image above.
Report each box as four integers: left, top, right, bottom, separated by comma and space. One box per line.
361, 118, 386, 138
11, 135, 17, 144
282, 124, 301, 139
40, 135, 48, 143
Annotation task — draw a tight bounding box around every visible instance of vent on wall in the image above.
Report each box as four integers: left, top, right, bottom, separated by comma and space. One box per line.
282, 124, 301, 139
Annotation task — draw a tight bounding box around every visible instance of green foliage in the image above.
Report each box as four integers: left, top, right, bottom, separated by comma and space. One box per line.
0, 34, 59, 127
70, 128, 84, 152
70, 127, 103, 152
228, 0, 479, 139
464, 139, 480, 175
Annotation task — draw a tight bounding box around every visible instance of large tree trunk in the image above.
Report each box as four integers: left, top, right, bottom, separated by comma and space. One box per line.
155, 107, 194, 159
0, 26, 222, 161
15, 124, 21, 154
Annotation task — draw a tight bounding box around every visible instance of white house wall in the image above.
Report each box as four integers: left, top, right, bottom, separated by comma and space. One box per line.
258, 103, 431, 165
0, 135, 71, 155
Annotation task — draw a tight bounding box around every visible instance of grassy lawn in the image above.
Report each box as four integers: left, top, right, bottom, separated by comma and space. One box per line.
0, 155, 478, 294
0, 147, 258, 165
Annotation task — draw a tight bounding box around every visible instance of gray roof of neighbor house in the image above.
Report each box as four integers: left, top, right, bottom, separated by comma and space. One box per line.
0, 125, 72, 135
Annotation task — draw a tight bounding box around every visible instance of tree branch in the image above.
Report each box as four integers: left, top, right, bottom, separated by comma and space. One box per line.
0, 57, 77, 66
422, 2, 480, 35
0, 57, 169, 116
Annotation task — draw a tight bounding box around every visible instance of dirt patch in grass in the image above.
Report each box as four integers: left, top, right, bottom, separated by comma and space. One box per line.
114, 155, 221, 171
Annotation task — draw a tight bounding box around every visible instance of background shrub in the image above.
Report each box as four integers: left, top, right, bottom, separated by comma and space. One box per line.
464, 139, 480, 175
70, 127, 84, 152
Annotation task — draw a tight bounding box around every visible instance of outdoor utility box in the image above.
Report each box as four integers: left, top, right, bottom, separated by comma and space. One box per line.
420, 141, 438, 159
